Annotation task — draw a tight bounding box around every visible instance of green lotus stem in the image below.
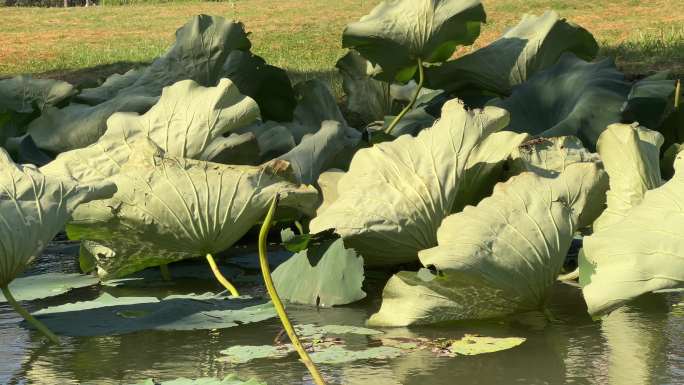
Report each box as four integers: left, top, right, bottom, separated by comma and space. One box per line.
159, 264, 171, 281
675, 79, 680, 109
259, 194, 327, 385
294, 220, 305, 235
384, 58, 424, 136
1, 285, 60, 344
206, 253, 240, 297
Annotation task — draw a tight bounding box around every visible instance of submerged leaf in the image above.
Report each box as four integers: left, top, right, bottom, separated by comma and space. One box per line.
309, 346, 403, 364
369, 163, 608, 326
32, 293, 275, 336
67, 141, 317, 279
342, 0, 486, 82
132, 375, 265, 385
425, 11, 598, 95
579, 147, 684, 315
272, 238, 365, 307
310, 100, 510, 265
0, 273, 99, 302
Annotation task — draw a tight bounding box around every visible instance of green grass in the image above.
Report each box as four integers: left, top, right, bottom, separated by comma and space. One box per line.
0, 0, 683, 88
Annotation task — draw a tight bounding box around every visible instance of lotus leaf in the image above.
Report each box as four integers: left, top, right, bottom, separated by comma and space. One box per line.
368, 162, 608, 326
67, 140, 317, 279
449, 334, 526, 355
0, 75, 76, 114
199, 132, 260, 165
272, 238, 365, 307
32, 293, 276, 336
592, 123, 663, 231
621, 72, 677, 130
489, 53, 670, 150
0, 273, 99, 302
425, 11, 598, 95
0, 149, 116, 287
508, 136, 598, 179
579, 148, 684, 315
315, 169, 345, 215
132, 375, 265, 385
75, 68, 144, 106
342, 0, 486, 82
309, 346, 403, 364
41, 78, 259, 184
336, 50, 392, 123
310, 100, 510, 265
26, 15, 252, 152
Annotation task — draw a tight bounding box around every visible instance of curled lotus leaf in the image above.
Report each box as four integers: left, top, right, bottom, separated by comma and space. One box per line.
342, 0, 486, 82
67, 140, 318, 279
310, 100, 510, 266
0, 149, 116, 287
369, 163, 608, 326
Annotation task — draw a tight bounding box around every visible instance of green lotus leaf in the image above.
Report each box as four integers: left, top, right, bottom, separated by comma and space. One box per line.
221, 50, 296, 122
132, 375, 265, 385
310, 100, 510, 265
489, 53, 656, 150
28, 97, 158, 154
621, 71, 677, 131
67, 140, 318, 279
425, 11, 598, 95
579, 147, 684, 315
0, 273, 99, 302
75, 68, 144, 106
41, 78, 259, 184
336, 50, 392, 123
272, 237, 365, 307
291, 79, 347, 130
277, 121, 361, 185
199, 132, 260, 165
342, 0, 486, 82
218, 345, 293, 364
368, 162, 608, 326
508, 136, 599, 179
452, 130, 530, 213
309, 345, 403, 364
0, 75, 76, 114
449, 334, 526, 355
592, 123, 663, 231
661, 143, 684, 180
236, 121, 297, 162
315, 169, 345, 216
31, 292, 276, 336
27, 15, 252, 153
0, 149, 116, 287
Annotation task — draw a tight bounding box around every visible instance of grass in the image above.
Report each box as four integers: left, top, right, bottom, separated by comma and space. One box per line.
0, 0, 683, 87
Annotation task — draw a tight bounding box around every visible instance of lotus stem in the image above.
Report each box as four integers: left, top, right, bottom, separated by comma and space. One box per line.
206, 253, 240, 297
159, 264, 171, 281
384, 58, 424, 136
259, 194, 327, 385
294, 220, 305, 235
1, 285, 60, 344
675, 79, 680, 109
557, 268, 580, 281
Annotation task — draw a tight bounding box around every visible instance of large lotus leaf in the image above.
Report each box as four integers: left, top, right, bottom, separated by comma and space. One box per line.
508, 136, 599, 178
368, 163, 608, 326
315, 169, 345, 216
237, 122, 297, 161
336, 50, 392, 123
75, 68, 144, 106
621, 72, 676, 130
132, 375, 265, 385
292, 79, 347, 129
31, 292, 276, 336
27, 16, 251, 153
489, 54, 631, 150
221, 50, 295, 122
67, 141, 318, 279
425, 11, 598, 95
41, 78, 259, 184
0, 149, 116, 287
452, 130, 529, 212
579, 151, 684, 315
277, 121, 361, 185
272, 238, 365, 307
310, 100, 510, 265
342, 0, 486, 82
27, 97, 158, 154
199, 132, 260, 165
0, 75, 76, 113
661, 143, 684, 180
0, 273, 99, 302
592, 123, 663, 231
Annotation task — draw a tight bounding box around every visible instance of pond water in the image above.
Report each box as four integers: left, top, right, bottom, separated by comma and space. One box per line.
1, 240, 682, 385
